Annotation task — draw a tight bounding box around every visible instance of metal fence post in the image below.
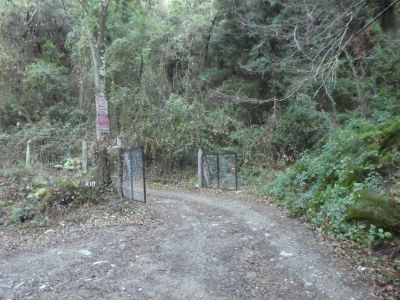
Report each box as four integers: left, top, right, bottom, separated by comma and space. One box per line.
25, 140, 32, 168
198, 148, 203, 188
116, 138, 124, 198
217, 154, 220, 189
129, 151, 134, 200
82, 140, 88, 175
235, 153, 238, 190
141, 147, 147, 203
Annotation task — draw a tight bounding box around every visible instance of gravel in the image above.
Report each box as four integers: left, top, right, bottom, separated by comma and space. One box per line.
0, 187, 378, 299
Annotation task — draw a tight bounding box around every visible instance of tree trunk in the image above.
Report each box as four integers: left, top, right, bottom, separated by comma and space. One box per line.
82, 0, 112, 186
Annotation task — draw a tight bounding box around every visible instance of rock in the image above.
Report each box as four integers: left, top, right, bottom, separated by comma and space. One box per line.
93, 261, 108, 266
15, 281, 25, 289
78, 250, 92, 256
0, 218, 4, 226
119, 244, 126, 250
246, 272, 257, 280
357, 266, 366, 272
305, 282, 313, 287
280, 251, 293, 257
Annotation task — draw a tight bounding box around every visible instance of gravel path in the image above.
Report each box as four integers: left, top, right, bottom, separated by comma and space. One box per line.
0, 188, 376, 299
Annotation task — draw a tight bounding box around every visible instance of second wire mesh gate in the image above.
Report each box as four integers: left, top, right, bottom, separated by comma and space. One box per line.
201, 152, 238, 190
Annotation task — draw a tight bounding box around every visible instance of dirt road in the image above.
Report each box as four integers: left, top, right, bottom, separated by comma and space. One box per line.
0, 188, 375, 299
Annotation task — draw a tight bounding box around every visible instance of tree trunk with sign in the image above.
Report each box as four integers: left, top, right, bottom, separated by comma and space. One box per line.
82, 0, 112, 186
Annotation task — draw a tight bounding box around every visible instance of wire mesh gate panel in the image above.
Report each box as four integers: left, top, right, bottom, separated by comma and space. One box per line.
202, 153, 238, 190
122, 146, 146, 203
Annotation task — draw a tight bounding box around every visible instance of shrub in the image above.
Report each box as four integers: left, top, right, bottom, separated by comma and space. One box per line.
23, 60, 70, 111
267, 116, 400, 243
229, 125, 269, 163
10, 202, 36, 224
268, 104, 331, 161
30, 177, 104, 214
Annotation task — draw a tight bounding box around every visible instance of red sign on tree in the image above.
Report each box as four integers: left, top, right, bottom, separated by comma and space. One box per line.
96, 96, 110, 134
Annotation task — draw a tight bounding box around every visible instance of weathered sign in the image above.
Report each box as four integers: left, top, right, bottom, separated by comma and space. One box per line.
96, 96, 110, 134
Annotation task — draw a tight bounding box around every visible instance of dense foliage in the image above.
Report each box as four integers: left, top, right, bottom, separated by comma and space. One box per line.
270, 117, 400, 242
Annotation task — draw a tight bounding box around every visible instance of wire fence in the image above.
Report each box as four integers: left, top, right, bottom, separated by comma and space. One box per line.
202, 152, 238, 190
30, 140, 81, 168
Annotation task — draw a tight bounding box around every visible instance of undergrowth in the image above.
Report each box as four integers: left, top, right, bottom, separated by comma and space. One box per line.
266, 116, 400, 246
0, 167, 106, 227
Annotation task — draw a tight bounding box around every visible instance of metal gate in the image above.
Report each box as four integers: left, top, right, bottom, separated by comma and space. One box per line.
122, 146, 146, 202
202, 152, 238, 190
